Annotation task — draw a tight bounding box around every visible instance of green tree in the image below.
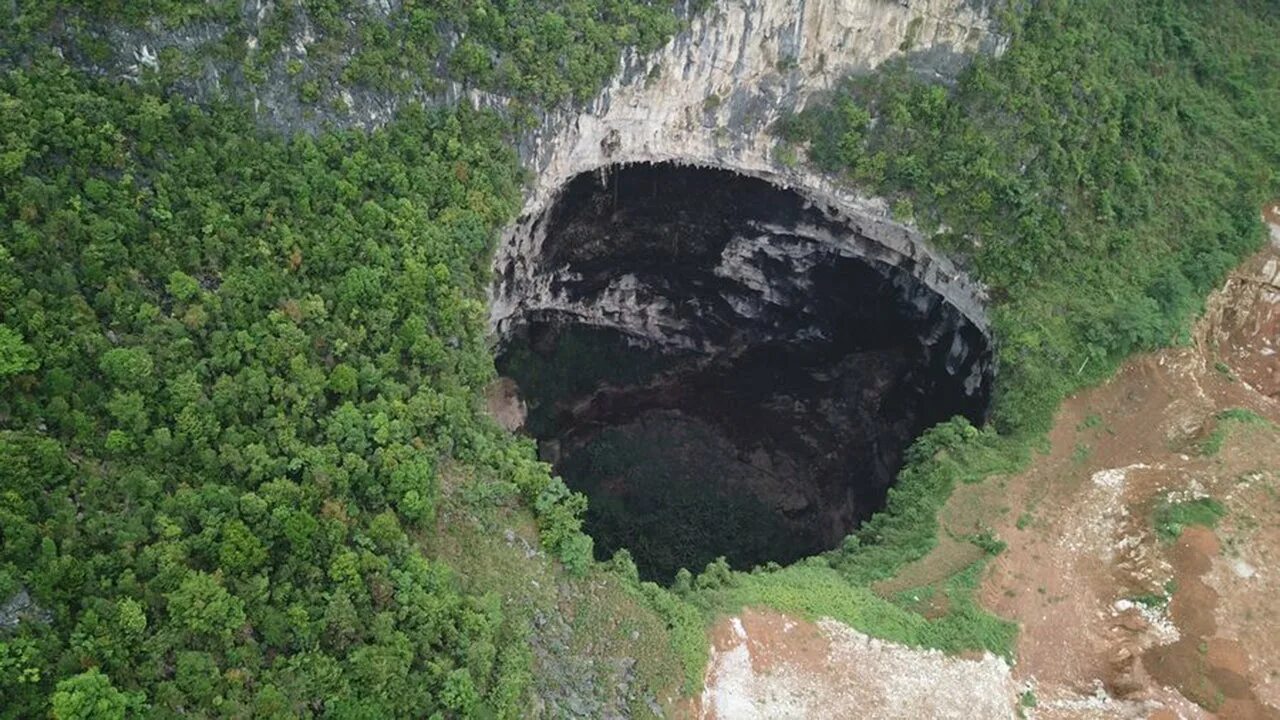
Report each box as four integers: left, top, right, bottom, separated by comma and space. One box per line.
0, 325, 38, 381
166, 572, 247, 642
327, 363, 359, 397
218, 519, 268, 575
50, 669, 128, 720
98, 348, 153, 388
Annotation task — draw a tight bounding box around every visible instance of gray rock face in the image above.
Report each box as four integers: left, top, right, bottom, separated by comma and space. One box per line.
517, 0, 1004, 200
493, 164, 993, 398
493, 0, 1006, 343
0, 588, 51, 631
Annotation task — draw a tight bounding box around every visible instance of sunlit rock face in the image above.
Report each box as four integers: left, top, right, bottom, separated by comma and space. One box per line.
514, 0, 1006, 211
495, 163, 992, 582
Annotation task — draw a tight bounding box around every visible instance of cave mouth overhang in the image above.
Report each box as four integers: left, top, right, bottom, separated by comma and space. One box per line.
490, 161, 995, 582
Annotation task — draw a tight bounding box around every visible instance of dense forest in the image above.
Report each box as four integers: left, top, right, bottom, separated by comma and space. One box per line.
0, 62, 565, 718
6, 0, 699, 109
779, 0, 1280, 439
1, 0, 1278, 718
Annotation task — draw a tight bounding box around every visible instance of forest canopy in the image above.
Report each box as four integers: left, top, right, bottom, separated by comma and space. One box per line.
0, 61, 596, 718
5, 0, 696, 106
1, 0, 1279, 717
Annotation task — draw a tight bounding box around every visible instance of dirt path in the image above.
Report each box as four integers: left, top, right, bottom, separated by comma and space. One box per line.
693, 209, 1280, 719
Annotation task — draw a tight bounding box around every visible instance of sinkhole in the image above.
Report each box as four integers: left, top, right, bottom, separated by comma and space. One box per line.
493, 163, 994, 583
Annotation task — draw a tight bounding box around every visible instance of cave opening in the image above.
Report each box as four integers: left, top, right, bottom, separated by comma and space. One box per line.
494, 163, 993, 583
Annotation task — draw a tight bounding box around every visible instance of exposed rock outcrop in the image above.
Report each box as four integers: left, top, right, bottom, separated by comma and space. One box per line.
494, 0, 1006, 343
518, 0, 1004, 203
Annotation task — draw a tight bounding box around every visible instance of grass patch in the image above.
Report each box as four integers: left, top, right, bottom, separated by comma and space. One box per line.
967, 527, 1008, 556
698, 559, 1017, 659
1154, 497, 1227, 542
1214, 361, 1238, 382
1197, 408, 1274, 456
1077, 413, 1104, 431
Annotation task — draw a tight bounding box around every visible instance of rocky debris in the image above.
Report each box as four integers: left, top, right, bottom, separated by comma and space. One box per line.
699, 609, 1016, 719
1196, 207, 1280, 400
526, 584, 654, 719
484, 377, 528, 433
0, 588, 51, 631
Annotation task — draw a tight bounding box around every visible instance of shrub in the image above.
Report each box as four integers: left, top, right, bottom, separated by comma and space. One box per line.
1154, 497, 1226, 542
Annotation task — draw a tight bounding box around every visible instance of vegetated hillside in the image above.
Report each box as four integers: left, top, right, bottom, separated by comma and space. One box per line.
0, 1, 1278, 719
0, 64, 564, 718
5, 0, 697, 113
781, 0, 1280, 438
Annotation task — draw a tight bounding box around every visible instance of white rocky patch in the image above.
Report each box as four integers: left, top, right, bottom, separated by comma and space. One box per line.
701, 615, 1017, 719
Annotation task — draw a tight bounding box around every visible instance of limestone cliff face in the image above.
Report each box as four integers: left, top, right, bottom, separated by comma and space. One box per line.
519, 0, 1003, 204
493, 0, 1005, 344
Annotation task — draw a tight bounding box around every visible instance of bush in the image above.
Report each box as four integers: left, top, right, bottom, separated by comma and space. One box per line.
1154, 497, 1226, 542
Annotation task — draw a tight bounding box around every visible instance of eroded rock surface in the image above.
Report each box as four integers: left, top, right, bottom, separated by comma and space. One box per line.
697, 609, 1016, 720
495, 0, 1006, 340
517, 0, 1005, 208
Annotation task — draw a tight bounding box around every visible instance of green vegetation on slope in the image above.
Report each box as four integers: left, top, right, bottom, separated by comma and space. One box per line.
1197, 407, 1274, 456
0, 59, 616, 718
1154, 497, 1226, 542
5, 0, 693, 106
780, 0, 1279, 438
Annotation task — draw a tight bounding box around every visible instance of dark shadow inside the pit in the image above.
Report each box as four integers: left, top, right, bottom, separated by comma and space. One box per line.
496, 163, 992, 583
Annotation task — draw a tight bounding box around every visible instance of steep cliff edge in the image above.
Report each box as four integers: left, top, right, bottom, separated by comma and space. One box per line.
518, 0, 1004, 204
495, 0, 1005, 361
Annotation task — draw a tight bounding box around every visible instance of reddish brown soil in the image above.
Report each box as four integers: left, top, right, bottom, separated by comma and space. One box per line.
1144, 528, 1278, 719
686, 610, 834, 720
713, 609, 830, 676
971, 211, 1280, 718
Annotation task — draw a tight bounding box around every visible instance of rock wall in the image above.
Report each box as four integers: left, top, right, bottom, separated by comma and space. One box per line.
493, 0, 1006, 338
492, 165, 993, 404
